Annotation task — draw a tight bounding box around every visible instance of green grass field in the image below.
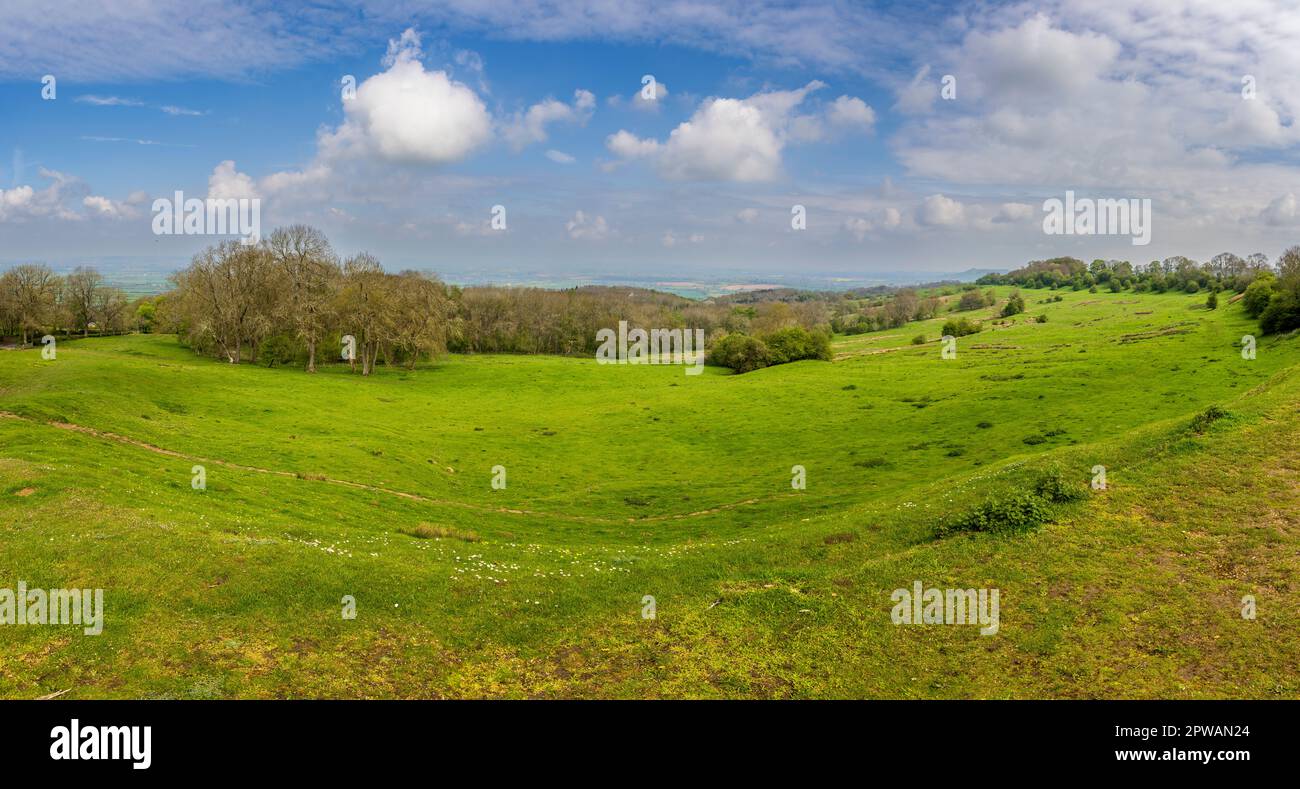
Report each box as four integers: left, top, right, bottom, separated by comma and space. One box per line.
2, 286, 1299, 698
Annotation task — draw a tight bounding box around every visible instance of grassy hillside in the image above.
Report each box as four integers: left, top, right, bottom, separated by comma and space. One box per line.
2, 287, 1298, 698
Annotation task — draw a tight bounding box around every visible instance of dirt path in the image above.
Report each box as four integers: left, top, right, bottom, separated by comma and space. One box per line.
0, 411, 786, 524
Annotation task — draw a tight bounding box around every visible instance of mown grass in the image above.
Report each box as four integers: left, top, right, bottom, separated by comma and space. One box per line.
1, 286, 1297, 698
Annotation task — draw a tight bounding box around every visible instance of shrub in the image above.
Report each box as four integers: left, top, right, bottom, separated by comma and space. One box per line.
764, 326, 832, 364
1242, 275, 1276, 318
1260, 290, 1300, 335
1001, 290, 1026, 317
1206, 291, 1218, 310
1189, 405, 1230, 434
709, 333, 771, 373
1034, 466, 1086, 503
941, 317, 982, 337
400, 523, 481, 542
976, 421, 993, 429
257, 334, 304, 367
1022, 434, 1046, 445
955, 290, 987, 311
941, 491, 1052, 536
1035, 314, 1048, 323
911, 334, 926, 345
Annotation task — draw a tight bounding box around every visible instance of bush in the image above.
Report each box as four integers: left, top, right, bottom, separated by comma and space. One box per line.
1189, 405, 1230, 433
941, 317, 982, 337
1001, 290, 1025, 317
1242, 275, 1276, 318
911, 334, 926, 345
257, 334, 304, 367
1034, 466, 1086, 503
1206, 291, 1218, 310
941, 491, 1052, 536
1260, 290, 1300, 335
763, 326, 832, 364
1035, 314, 1048, 323
709, 333, 771, 373
955, 290, 987, 311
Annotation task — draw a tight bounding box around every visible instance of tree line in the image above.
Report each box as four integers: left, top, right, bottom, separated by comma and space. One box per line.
110, 226, 831, 374
0, 264, 134, 344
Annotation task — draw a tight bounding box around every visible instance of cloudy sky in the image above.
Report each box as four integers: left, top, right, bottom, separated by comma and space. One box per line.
2, 0, 1299, 281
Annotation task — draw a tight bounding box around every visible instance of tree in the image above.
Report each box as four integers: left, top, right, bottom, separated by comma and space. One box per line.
64, 266, 104, 336
1242, 275, 1276, 318
1, 264, 61, 344
955, 289, 986, 311
383, 271, 451, 369
337, 253, 389, 375
1206, 291, 1218, 310
1001, 290, 1025, 317
173, 241, 277, 363
266, 225, 339, 372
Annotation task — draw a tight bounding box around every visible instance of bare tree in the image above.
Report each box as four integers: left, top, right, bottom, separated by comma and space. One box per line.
1, 264, 61, 344
266, 225, 339, 372
337, 253, 388, 375
64, 266, 104, 337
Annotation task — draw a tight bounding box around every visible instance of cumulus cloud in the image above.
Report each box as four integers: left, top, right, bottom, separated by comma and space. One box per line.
207, 160, 258, 199
83, 194, 139, 219
0, 168, 93, 222
843, 207, 902, 240
502, 89, 596, 150
605, 129, 661, 159
992, 202, 1034, 223
916, 194, 966, 227
545, 149, 576, 164
320, 30, 492, 165
605, 81, 871, 182
826, 95, 875, 130
566, 210, 610, 240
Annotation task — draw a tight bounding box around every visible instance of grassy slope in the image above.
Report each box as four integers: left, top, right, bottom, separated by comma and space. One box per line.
1, 287, 1297, 698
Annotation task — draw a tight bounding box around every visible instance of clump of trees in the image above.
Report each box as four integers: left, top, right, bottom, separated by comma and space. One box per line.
168, 226, 453, 374
709, 325, 832, 374
1238, 247, 1300, 334
941, 316, 982, 337
0, 263, 131, 344
164, 226, 837, 375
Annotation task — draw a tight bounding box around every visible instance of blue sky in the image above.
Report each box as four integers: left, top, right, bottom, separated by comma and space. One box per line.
2, 1, 1300, 282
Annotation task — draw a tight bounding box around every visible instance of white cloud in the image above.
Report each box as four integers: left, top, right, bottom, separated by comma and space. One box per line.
566, 210, 609, 240
83, 194, 138, 219
631, 80, 668, 111
545, 149, 576, 164
916, 194, 965, 227
502, 89, 595, 151
735, 207, 760, 224
827, 95, 875, 130
75, 95, 144, 107
320, 29, 492, 166
606, 82, 871, 181
992, 202, 1034, 223
0, 168, 87, 222
605, 129, 661, 159
207, 160, 258, 200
